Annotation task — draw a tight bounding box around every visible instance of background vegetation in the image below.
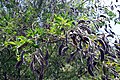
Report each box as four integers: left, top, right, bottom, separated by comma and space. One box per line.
0, 0, 120, 80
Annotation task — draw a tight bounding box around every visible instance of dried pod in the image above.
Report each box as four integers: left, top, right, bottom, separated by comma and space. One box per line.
88, 64, 94, 76
115, 44, 120, 50
61, 46, 69, 55
79, 40, 82, 49
34, 69, 40, 74
58, 42, 64, 55
107, 51, 116, 58
80, 26, 92, 34
93, 61, 97, 66
30, 55, 35, 71
15, 51, 25, 69
44, 49, 49, 60
100, 15, 106, 18
104, 28, 109, 33
87, 57, 91, 66
111, 5, 114, 10
78, 20, 85, 24
15, 60, 22, 69
72, 22, 75, 25
82, 36, 90, 43
100, 48, 105, 62
110, 30, 115, 35
107, 34, 114, 38
98, 39, 106, 50
66, 50, 77, 63
108, 24, 112, 28
114, 40, 120, 50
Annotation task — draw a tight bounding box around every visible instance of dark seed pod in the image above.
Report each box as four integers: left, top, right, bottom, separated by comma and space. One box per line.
107, 34, 114, 38
101, 75, 107, 80
107, 51, 116, 58
58, 43, 64, 55
78, 20, 85, 24
70, 7, 74, 12
72, 38, 77, 46
115, 44, 120, 50
104, 28, 109, 33
79, 40, 82, 49
100, 48, 105, 62
66, 50, 76, 63
111, 5, 114, 10
30, 55, 35, 71
61, 46, 68, 56
114, 40, 120, 50
34, 69, 40, 74
87, 57, 91, 66
86, 20, 91, 24
38, 48, 44, 56
108, 24, 112, 28
44, 49, 49, 60
110, 30, 115, 35
15, 51, 25, 69
72, 22, 75, 25
93, 61, 97, 66
82, 36, 90, 43
100, 15, 106, 18
80, 26, 92, 34
98, 39, 106, 50
116, 0, 118, 2
15, 60, 22, 69
39, 73, 44, 80
88, 64, 94, 76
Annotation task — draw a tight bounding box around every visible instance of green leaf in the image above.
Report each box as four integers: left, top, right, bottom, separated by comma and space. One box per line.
117, 21, 120, 24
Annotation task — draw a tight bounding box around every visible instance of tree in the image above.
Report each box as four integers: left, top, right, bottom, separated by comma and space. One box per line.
0, 0, 120, 80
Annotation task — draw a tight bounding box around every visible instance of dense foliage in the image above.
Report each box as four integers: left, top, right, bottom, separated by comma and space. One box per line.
0, 0, 120, 80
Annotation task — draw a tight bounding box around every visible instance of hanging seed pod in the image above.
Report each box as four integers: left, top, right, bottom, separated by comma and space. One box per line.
110, 30, 115, 35
78, 20, 85, 24
88, 64, 94, 76
83, 27, 92, 34
114, 40, 120, 50
98, 39, 106, 50
104, 28, 109, 33
30, 55, 35, 71
39, 73, 44, 80
15, 51, 25, 69
99, 48, 105, 62
15, 60, 23, 69
72, 22, 75, 25
66, 49, 77, 63
87, 57, 91, 66
107, 51, 116, 58
101, 75, 107, 80
44, 49, 49, 60
100, 15, 106, 18
44, 50, 49, 65
61, 46, 69, 56
58, 43, 64, 55
108, 24, 112, 28
111, 68, 119, 78
34, 69, 40, 74
79, 40, 83, 49
38, 48, 44, 56
93, 61, 97, 66
107, 34, 114, 38
115, 44, 120, 50
82, 36, 90, 44
111, 5, 114, 10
